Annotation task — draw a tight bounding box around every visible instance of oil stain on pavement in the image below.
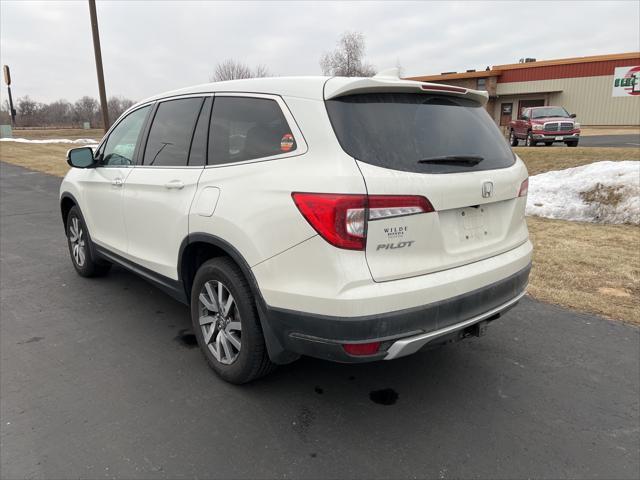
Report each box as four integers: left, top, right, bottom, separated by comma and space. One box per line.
174, 329, 198, 348
369, 388, 399, 405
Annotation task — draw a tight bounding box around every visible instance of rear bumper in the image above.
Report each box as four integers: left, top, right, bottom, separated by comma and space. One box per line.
532, 132, 580, 141
259, 262, 531, 363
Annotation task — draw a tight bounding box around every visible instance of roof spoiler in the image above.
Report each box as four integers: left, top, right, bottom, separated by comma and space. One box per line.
324, 68, 489, 106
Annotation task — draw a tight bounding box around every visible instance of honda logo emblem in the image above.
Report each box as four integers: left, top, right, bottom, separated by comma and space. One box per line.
482, 181, 494, 198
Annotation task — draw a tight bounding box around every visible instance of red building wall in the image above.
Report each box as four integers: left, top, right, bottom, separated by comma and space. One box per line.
499, 58, 640, 83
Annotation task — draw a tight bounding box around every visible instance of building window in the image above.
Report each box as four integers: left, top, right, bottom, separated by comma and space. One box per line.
477, 78, 487, 91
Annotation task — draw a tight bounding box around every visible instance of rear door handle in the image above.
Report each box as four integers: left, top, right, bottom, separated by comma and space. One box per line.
164, 180, 185, 190
112, 178, 123, 187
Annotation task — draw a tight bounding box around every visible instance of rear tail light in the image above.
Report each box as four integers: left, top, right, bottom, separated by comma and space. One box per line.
291, 193, 367, 250
518, 178, 529, 197
342, 342, 381, 356
292, 193, 434, 250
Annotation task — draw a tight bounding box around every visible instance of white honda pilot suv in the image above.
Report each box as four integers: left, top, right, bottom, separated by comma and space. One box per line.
61, 71, 532, 384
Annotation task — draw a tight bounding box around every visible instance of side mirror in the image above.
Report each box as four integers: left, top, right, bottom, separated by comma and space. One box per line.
570, 113, 577, 118
67, 147, 96, 168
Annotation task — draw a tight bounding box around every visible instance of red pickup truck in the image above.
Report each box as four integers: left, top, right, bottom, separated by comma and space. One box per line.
508, 106, 580, 147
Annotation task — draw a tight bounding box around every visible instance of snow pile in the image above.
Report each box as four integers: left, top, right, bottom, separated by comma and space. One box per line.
0, 137, 99, 144
526, 161, 640, 224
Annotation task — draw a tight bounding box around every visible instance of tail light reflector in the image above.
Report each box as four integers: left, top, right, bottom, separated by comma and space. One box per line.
369, 195, 434, 219
518, 178, 529, 197
292, 193, 434, 250
343, 342, 381, 356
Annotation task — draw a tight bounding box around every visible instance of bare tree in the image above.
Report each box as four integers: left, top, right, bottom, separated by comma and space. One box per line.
1, 95, 135, 128
16, 96, 42, 127
74, 96, 99, 125
42, 100, 74, 126
107, 96, 135, 123
210, 59, 271, 82
0, 100, 11, 125
320, 31, 376, 77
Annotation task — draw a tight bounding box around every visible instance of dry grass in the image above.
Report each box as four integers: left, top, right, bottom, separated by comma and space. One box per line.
0, 142, 71, 177
515, 146, 640, 175
579, 183, 625, 207
0, 128, 105, 177
13, 128, 104, 140
527, 216, 640, 325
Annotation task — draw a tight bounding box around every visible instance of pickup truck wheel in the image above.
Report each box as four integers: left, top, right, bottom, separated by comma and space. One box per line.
509, 130, 519, 146
191, 257, 275, 384
566, 141, 579, 147
66, 206, 111, 277
525, 132, 537, 147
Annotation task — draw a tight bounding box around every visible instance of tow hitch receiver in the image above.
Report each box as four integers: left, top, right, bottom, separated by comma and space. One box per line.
463, 320, 489, 339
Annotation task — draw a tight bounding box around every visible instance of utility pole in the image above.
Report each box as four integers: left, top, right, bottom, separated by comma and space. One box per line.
88, 0, 109, 132
3, 65, 17, 127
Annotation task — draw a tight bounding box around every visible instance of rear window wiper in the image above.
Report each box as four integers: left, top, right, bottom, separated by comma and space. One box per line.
417, 155, 484, 165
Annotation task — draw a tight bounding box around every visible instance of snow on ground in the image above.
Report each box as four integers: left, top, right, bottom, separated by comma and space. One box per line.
0, 137, 99, 144
526, 160, 640, 225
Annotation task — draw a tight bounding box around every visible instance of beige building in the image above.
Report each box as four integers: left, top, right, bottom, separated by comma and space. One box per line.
407, 52, 640, 127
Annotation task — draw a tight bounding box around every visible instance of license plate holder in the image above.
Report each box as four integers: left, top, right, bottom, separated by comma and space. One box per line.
458, 207, 486, 242
555, 136, 564, 141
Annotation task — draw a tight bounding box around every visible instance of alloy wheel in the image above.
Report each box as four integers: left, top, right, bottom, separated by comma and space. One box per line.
198, 280, 242, 364
69, 217, 86, 267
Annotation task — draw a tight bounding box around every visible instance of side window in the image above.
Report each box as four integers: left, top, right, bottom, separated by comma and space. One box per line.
187, 97, 212, 166
209, 96, 296, 165
142, 97, 204, 167
101, 105, 150, 166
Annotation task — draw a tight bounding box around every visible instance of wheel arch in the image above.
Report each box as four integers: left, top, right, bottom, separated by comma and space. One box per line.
60, 192, 79, 230
179, 233, 265, 308
179, 233, 297, 365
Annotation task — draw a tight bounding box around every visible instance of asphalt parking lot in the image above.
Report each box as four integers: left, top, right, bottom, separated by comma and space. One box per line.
579, 134, 640, 147
555, 134, 640, 148
1, 161, 639, 479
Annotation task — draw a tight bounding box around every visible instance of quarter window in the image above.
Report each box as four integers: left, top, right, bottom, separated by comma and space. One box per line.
143, 98, 204, 167
208, 97, 296, 165
101, 105, 150, 166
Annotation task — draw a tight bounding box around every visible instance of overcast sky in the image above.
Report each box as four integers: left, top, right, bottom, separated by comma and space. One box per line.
1, 1, 639, 104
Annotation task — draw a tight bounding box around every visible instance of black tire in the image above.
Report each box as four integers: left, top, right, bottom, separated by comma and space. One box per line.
544, 142, 553, 146
66, 206, 111, 277
190, 257, 275, 384
525, 132, 537, 147
509, 130, 519, 147
566, 141, 579, 147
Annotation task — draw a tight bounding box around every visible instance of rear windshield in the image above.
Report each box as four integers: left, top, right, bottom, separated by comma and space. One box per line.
326, 93, 515, 174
